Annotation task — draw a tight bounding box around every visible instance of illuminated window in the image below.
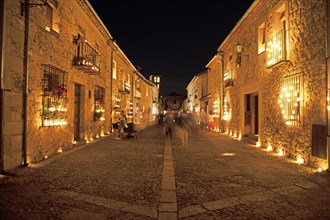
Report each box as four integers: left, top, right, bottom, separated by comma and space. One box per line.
224, 69, 234, 88
278, 74, 302, 126
223, 97, 230, 121
112, 61, 117, 79
127, 73, 130, 84
45, 0, 59, 33
94, 86, 105, 121
146, 87, 149, 96
213, 100, 218, 117
267, 3, 288, 67
258, 23, 266, 54
41, 64, 68, 127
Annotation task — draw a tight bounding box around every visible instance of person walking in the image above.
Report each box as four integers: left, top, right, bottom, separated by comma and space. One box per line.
111, 109, 119, 139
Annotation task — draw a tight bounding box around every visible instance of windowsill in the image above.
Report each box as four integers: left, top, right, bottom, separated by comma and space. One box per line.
258, 50, 265, 55
266, 60, 290, 69
45, 26, 59, 37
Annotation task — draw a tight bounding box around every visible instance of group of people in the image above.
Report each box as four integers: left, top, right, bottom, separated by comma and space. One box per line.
158, 111, 189, 147
112, 110, 127, 139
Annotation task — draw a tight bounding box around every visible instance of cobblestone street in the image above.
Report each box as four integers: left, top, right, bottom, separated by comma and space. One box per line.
1, 124, 330, 220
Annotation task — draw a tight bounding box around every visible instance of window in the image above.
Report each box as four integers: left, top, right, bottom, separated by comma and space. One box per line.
127, 73, 130, 84
94, 86, 105, 121
224, 69, 234, 88
258, 23, 266, 54
223, 97, 230, 121
45, 0, 59, 33
41, 64, 68, 126
267, 3, 288, 67
112, 61, 117, 79
279, 74, 303, 126
146, 87, 149, 96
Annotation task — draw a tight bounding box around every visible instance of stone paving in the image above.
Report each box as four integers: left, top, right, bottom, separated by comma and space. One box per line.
0, 124, 330, 219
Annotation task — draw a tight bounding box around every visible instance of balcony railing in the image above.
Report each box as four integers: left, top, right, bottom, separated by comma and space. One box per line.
266, 30, 287, 67
72, 40, 100, 74
119, 80, 131, 94
135, 90, 141, 99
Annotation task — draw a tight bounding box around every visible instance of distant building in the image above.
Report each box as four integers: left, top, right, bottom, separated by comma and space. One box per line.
163, 92, 186, 112
149, 74, 162, 91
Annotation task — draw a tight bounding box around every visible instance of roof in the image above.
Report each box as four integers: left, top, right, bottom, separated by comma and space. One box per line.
166, 92, 182, 97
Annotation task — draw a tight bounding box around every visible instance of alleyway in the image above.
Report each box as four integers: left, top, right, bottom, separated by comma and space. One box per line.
1, 124, 330, 220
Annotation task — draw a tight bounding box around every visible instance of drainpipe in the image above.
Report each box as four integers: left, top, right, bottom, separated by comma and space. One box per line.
218, 50, 225, 132
326, 0, 330, 171
0, 0, 5, 173
22, 0, 30, 167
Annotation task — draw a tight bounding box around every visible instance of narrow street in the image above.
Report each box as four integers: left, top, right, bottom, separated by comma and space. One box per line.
1, 124, 330, 220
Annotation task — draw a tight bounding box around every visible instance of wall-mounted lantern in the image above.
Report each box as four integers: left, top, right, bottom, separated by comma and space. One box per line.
235, 43, 243, 68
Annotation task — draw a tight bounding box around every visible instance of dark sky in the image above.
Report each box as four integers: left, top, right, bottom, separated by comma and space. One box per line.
88, 0, 254, 96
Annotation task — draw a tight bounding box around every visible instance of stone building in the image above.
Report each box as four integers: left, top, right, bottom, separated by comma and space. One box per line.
163, 92, 185, 112
206, 55, 222, 131
0, 0, 157, 172
205, 0, 328, 169
186, 70, 208, 124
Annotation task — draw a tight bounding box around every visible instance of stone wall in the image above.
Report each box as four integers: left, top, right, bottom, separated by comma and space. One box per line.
2, 0, 156, 170
217, 0, 327, 168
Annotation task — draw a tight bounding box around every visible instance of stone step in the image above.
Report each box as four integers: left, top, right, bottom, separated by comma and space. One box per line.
241, 137, 257, 146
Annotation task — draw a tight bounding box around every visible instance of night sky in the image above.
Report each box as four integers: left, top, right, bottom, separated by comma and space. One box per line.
88, 0, 255, 96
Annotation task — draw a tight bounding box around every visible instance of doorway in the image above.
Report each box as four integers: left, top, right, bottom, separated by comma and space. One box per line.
74, 84, 81, 140
244, 93, 258, 137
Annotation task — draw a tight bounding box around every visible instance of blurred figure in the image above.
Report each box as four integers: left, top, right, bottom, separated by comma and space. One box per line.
177, 115, 188, 147
111, 109, 119, 139
200, 109, 207, 130
164, 112, 173, 139
208, 111, 215, 130
118, 110, 127, 139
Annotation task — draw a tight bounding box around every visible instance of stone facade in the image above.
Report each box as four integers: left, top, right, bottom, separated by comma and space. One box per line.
186, 71, 208, 123
211, 0, 327, 169
0, 0, 158, 171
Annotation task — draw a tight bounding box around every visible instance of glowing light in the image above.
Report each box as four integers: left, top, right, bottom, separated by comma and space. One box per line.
57, 148, 63, 153
44, 155, 48, 159
296, 157, 304, 164
278, 149, 284, 156
73, 141, 77, 144
43, 119, 68, 127
96, 134, 99, 139
266, 145, 273, 151
256, 142, 261, 147
222, 153, 236, 157
317, 167, 323, 172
